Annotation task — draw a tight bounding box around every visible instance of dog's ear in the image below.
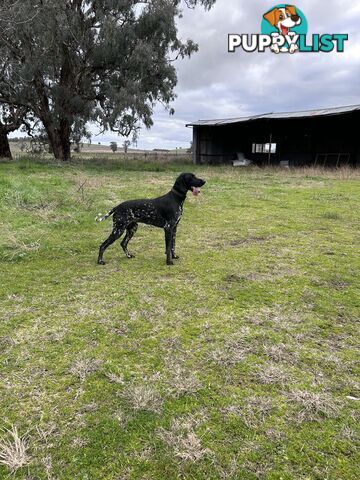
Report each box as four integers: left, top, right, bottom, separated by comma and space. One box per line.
285, 5, 297, 16
174, 173, 189, 194
263, 8, 278, 26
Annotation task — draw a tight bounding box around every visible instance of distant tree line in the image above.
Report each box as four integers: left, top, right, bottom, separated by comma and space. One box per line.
0, 0, 216, 160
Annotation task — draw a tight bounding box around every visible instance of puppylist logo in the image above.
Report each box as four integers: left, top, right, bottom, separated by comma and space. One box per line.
228, 4, 348, 54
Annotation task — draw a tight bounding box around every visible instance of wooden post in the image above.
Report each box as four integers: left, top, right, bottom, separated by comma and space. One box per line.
192, 128, 198, 164
268, 133, 272, 165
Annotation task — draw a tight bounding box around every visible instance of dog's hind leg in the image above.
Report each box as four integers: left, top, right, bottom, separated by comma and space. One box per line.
120, 222, 138, 258
97, 226, 125, 265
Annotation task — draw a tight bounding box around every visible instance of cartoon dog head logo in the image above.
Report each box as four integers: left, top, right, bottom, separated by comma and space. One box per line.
263, 4, 306, 53
264, 5, 301, 35
228, 6, 347, 55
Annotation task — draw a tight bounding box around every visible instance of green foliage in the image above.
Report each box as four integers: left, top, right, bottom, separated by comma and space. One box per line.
0, 0, 216, 159
0, 159, 359, 479
110, 141, 118, 152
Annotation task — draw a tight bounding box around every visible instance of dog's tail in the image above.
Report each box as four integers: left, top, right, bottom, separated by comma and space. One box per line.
95, 208, 116, 222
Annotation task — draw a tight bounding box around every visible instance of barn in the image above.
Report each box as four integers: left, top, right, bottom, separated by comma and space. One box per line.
187, 104, 360, 167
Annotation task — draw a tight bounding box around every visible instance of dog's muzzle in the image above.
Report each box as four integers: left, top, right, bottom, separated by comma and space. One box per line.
191, 179, 206, 197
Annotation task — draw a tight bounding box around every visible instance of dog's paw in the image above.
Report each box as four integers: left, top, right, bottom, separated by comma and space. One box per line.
166, 260, 174, 266
172, 254, 180, 260
271, 44, 280, 54
126, 252, 135, 259
97, 260, 106, 265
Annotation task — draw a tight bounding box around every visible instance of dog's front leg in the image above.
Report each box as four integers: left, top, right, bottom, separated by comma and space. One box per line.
164, 226, 174, 265
171, 225, 179, 260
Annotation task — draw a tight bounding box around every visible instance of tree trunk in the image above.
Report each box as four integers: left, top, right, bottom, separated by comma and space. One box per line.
35, 73, 72, 161
0, 130, 12, 159
43, 120, 71, 162
52, 130, 71, 161
58, 119, 71, 161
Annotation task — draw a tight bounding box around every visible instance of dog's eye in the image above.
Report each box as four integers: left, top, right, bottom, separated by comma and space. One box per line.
279, 14, 284, 20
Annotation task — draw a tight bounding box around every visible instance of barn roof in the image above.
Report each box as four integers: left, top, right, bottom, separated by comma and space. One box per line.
186, 104, 360, 127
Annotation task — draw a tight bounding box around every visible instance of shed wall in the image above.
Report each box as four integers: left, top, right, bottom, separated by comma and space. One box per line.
192, 112, 359, 167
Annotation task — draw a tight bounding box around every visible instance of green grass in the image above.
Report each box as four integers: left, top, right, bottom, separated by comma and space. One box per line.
0, 157, 359, 479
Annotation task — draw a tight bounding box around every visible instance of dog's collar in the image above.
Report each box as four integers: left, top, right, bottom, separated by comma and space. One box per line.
171, 188, 187, 199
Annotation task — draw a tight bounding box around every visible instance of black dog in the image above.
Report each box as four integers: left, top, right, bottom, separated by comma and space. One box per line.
97, 173, 206, 265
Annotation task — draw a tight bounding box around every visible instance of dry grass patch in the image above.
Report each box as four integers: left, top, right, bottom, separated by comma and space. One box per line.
164, 358, 203, 398
0, 425, 31, 473
0, 336, 15, 350
287, 390, 340, 422
70, 358, 102, 382
216, 456, 240, 480
105, 371, 125, 385
42, 454, 55, 480
263, 342, 299, 363
158, 415, 211, 463
71, 437, 88, 448
121, 384, 163, 413
225, 267, 297, 284
255, 363, 290, 385
338, 426, 358, 442
244, 459, 271, 478
208, 337, 252, 366
244, 305, 305, 330
35, 422, 58, 446
162, 336, 182, 351
243, 395, 274, 418
222, 396, 274, 428
166, 365, 202, 398
265, 428, 287, 441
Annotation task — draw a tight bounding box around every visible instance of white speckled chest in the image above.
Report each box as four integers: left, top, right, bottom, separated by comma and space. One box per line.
175, 205, 183, 224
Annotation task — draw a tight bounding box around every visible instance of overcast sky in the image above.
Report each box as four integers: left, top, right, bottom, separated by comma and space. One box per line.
11, 0, 360, 149
122, 0, 359, 150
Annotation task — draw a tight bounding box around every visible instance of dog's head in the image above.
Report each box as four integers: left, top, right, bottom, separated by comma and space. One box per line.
173, 173, 206, 197
263, 5, 301, 35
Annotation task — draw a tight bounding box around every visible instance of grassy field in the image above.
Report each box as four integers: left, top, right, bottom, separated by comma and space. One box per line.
9, 139, 190, 156
0, 157, 359, 479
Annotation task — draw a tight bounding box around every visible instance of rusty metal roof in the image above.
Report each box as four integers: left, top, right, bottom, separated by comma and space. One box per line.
186, 104, 360, 127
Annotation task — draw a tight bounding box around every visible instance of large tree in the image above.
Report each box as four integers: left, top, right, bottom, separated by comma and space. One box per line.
0, 0, 215, 161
